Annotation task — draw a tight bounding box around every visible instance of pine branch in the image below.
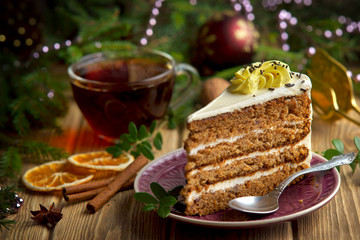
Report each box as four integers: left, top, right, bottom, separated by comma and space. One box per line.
9, 69, 68, 136
81, 41, 136, 54
20, 140, 69, 163
0, 133, 13, 147
0, 78, 11, 130
254, 44, 305, 70
59, 7, 136, 65
10, 97, 32, 136
63, 41, 136, 64
0, 147, 22, 178
0, 133, 68, 178
76, 9, 131, 43
0, 219, 15, 232
0, 186, 17, 213
0, 186, 18, 231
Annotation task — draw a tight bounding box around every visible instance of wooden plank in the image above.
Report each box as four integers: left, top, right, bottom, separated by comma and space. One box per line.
154, 126, 183, 157
48, 117, 182, 240
294, 115, 360, 240
166, 220, 293, 240
2, 100, 360, 239
0, 190, 60, 240
47, 103, 85, 154
295, 178, 360, 240
0, 104, 80, 240
50, 190, 169, 240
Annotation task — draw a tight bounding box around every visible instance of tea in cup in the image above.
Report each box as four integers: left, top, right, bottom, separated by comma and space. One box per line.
68, 48, 199, 140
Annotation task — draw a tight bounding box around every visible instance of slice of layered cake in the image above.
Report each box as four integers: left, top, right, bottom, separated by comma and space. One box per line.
181, 61, 312, 216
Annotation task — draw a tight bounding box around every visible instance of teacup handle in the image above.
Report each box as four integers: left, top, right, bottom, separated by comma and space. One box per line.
170, 63, 201, 109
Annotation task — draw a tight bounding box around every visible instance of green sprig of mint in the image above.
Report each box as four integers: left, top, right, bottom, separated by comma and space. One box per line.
106, 121, 162, 160
134, 182, 183, 218
322, 136, 360, 172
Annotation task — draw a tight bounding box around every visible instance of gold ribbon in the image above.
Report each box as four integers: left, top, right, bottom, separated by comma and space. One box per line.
308, 48, 360, 125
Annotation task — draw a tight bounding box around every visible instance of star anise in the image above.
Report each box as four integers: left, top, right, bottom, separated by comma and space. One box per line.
30, 202, 63, 226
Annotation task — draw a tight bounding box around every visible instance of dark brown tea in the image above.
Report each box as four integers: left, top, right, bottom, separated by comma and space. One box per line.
71, 58, 175, 140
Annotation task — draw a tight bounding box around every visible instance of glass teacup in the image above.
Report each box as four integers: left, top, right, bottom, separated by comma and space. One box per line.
68, 48, 199, 141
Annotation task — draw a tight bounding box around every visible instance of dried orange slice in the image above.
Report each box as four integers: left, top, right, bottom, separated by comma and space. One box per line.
68, 151, 134, 171
22, 160, 94, 192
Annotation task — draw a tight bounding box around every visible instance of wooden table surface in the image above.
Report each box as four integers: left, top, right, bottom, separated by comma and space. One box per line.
2, 98, 360, 240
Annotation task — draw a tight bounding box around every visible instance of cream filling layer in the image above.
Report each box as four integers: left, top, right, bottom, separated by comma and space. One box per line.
188, 133, 311, 177
188, 120, 305, 156
186, 155, 311, 204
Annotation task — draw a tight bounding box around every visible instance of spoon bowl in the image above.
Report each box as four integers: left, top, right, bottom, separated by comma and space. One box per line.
229, 194, 280, 214
229, 153, 355, 214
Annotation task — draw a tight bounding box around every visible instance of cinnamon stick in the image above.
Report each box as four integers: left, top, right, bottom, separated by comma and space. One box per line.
86, 155, 149, 213
63, 177, 115, 195
65, 187, 105, 202
64, 177, 135, 202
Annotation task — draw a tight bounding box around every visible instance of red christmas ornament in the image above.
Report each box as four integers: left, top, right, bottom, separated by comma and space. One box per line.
192, 12, 260, 76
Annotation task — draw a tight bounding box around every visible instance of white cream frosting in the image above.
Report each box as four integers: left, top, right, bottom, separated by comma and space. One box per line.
187, 73, 311, 122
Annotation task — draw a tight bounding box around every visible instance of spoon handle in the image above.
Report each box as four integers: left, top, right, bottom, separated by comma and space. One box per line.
270, 153, 356, 198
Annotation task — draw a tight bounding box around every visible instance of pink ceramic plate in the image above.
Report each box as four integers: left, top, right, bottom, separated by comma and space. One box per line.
134, 149, 340, 228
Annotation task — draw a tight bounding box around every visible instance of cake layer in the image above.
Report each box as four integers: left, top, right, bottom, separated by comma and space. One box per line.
185, 145, 309, 189
187, 121, 304, 156
185, 92, 311, 150
187, 119, 310, 156
185, 121, 311, 169
183, 163, 309, 216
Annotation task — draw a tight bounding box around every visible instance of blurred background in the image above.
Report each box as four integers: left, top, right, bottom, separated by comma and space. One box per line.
2, 0, 360, 73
